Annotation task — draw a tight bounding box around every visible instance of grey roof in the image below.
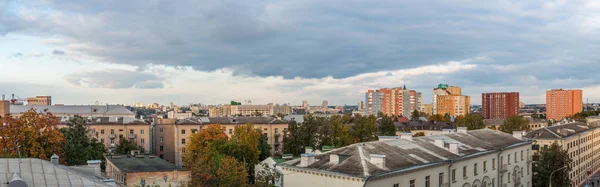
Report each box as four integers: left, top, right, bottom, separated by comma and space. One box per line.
524, 122, 595, 139
393, 121, 455, 130
0, 158, 111, 186
106, 155, 185, 173
10, 105, 134, 116
281, 129, 530, 178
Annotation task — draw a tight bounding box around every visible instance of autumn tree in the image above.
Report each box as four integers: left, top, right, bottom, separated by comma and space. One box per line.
413, 132, 425, 137
501, 116, 530, 133
60, 115, 106, 166
229, 124, 261, 181
378, 115, 396, 136
114, 138, 144, 155
533, 141, 572, 187
428, 114, 447, 122
0, 109, 65, 161
456, 114, 485, 130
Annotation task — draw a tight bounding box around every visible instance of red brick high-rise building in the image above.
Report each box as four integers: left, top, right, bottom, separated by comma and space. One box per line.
481, 92, 519, 119
546, 89, 583, 120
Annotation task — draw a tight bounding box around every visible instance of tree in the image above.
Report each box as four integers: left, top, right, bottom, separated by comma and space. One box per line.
378, 115, 396, 136
410, 110, 421, 121
0, 109, 65, 161
456, 114, 484, 130
255, 162, 282, 187
114, 138, 144, 155
60, 116, 106, 166
443, 113, 452, 122
501, 116, 530, 133
215, 156, 249, 187
533, 141, 572, 187
351, 115, 378, 142
413, 132, 425, 137
229, 124, 261, 181
258, 133, 271, 161
282, 121, 304, 156
428, 114, 446, 122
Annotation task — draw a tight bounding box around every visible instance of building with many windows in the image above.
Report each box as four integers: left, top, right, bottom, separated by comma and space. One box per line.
433, 84, 470, 116
481, 92, 520, 119
280, 129, 532, 187
524, 121, 598, 187
26, 95, 52, 105
546, 89, 583, 120
365, 85, 416, 117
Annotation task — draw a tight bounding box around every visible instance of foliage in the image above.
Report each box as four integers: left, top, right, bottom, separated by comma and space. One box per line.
410, 110, 421, 121
258, 133, 271, 161
501, 116, 530, 133
533, 141, 572, 187
331, 116, 354, 147
455, 114, 485, 130
60, 116, 106, 166
413, 132, 425, 137
443, 113, 452, 122
351, 115, 378, 142
0, 109, 65, 161
378, 115, 396, 136
134, 108, 157, 119
282, 121, 304, 156
428, 114, 448, 122
569, 110, 600, 122
229, 124, 261, 181
114, 138, 144, 155
255, 162, 282, 187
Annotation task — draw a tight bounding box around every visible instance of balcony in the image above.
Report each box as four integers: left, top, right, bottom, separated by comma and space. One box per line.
128, 134, 136, 139
109, 143, 116, 148
500, 164, 508, 173
109, 134, 116, 139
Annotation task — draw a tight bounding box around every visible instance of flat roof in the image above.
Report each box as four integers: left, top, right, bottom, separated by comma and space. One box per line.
106, 155, 185, 173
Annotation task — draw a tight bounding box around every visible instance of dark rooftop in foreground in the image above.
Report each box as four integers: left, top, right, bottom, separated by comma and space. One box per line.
524, 122, 595, 139
106, 155, 185, 173
281, 129, 530, 178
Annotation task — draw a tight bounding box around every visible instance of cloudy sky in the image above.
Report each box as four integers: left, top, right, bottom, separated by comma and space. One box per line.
1, 0, 600, 106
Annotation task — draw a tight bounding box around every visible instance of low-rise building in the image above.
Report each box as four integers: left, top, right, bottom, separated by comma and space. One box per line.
10, 105, 135, 118
280, 129, 532, 187
105, 154, 190, 187
524, 122, 600, 187
26, 95, 52, 105
167, 111, 193, 119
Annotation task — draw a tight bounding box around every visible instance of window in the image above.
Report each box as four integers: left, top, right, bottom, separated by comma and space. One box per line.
483, 161, 487, 172
474, 163, 478, 176
492, 158, 496, 169
130, 129, 134, 134
264, 128, 268, 131
160, 128, 163, 134
452, 169, 456, 182
141, 129, 145, 135
159, 154, 163, 159
141, 138, 145, 144
425, 176, 430, 187
160, 137, 163, 142
119, 129, 123, 132
410, 179, 415, 187
508, 155, 511, 164
439, 173, 443, 187
508, 172, 511, 183
275, 128, 279, 134
393, 184, 399, 187
111, 139, 115, 144
160, 146, 164, 151
229, 129, 233, 135
111, 129, 115, 134
182, 139, 186, 144
192, 129, 198, 134
521, 168, 524, 177
101, 129, 105, 134
514, 152, 517, 162
521, 150, 523, 161
101, 139, 104, 143
181, 129, 186, 134
492, 178, 495, 187
463, 166, 467, 179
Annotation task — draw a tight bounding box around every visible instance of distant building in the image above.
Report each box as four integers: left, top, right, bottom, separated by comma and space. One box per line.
524, 121, 595, 186
322, 100, 328, 108
546, 89, 583, 120
481, 92, 519, 119
432, 84, 464, 115
422, 104, 433, 116
437, 95, 471, 117
0, 100, 9, 117
409, 91, 422, 112
10, 105, 135, 118
208, 103, 292, 117
167, 111, 193, 119
26, 96, 51, 105
365, 85, 414, 117
281, 129, 532, 187
365, 90, 382, 116
105, 154, 190, 187
358, 101, 365, 111
302, 100, 309, 109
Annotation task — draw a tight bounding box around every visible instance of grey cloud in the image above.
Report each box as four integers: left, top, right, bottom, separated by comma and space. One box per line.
52, 49, 66, 55
66, 70, 165, 89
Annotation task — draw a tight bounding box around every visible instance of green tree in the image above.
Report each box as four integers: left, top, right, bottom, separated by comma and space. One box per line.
428, 114, 446, 122
258, 133, 271, 161
501, 116, 530, 133
315, 116, 333, 149
114, 138, 144, 155
282, 121, 304, 156
352, 115, 378, 142
378, 115, 396, 136
229, 124, 261, 182
410, 110, 421, 121
456, 114, 485, 130
255, 162, 282, 187
60, 116, 106, 166
533, 141, 572, 187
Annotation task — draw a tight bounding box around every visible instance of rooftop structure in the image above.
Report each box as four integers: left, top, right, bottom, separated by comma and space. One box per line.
0, 158, 112, 186
105, 154, 189, 186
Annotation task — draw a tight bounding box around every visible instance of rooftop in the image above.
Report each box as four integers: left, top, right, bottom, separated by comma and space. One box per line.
281, 129, 530, 178
524, 122, 595, 139
106, 155, 185, 173
393, 121, 455, 130
10, 105, 134, 116
0, 158, 111, 186
174, 116, 287, 125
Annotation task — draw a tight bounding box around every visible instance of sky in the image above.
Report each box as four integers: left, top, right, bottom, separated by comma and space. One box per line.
1, 0, 600, 106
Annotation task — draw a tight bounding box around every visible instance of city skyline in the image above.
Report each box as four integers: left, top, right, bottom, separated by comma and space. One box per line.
2, 1, 600, 105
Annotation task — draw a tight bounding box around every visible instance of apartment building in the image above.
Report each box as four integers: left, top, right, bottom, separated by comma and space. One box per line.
26, 96, 51, 105
432, 84, 464, 115
524, 121, 598, 187
10, 105, 135, 118
281, 129, 532, 187
365, 86, 414, 117
409, 90, 422, 112
208, 103, 292, 117
482, 92, 520, 119
437, 95, 471, 117
154, 116, 289, 167
365, 90, 382, 116
546, 89, 583, 120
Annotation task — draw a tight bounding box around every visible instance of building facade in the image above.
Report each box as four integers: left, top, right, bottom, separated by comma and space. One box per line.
546, 89, 583, 120
26, 96, 51, 105
365, 90, 382, 116
524, 122, 598, 186
281, 129, 532, 187
208, 104, 292, 117
365, 86, 415, 117
482, 92, 520, 119
0, 100, 9, 117
105, 154, 190, 187
437, 95, 471, 117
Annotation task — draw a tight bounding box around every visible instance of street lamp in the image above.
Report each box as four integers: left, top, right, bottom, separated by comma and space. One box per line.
549, 166, 568, 187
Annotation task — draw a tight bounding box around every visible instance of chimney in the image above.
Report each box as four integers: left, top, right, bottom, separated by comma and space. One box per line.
300, 153, 316, 167
87, 160, 102, 176
370, 154, 386, 168
9, 173, 27, 187
457, 127, 467, 133
330, 154, 339, 165
400, 133, 413, 141
512, 131, 523, 140
51, 154, 59, 166
305, 146, 313, 154
434, 139, 444, 148
449, 143, 459, 154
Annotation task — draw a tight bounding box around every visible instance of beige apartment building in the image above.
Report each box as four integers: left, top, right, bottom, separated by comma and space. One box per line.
26, 96, 51, 105
208, 104, 292, 117
437, 95, 471, 117
281, 129, 532, 187
154, 116, 289, 167
524, 122, 599, 187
